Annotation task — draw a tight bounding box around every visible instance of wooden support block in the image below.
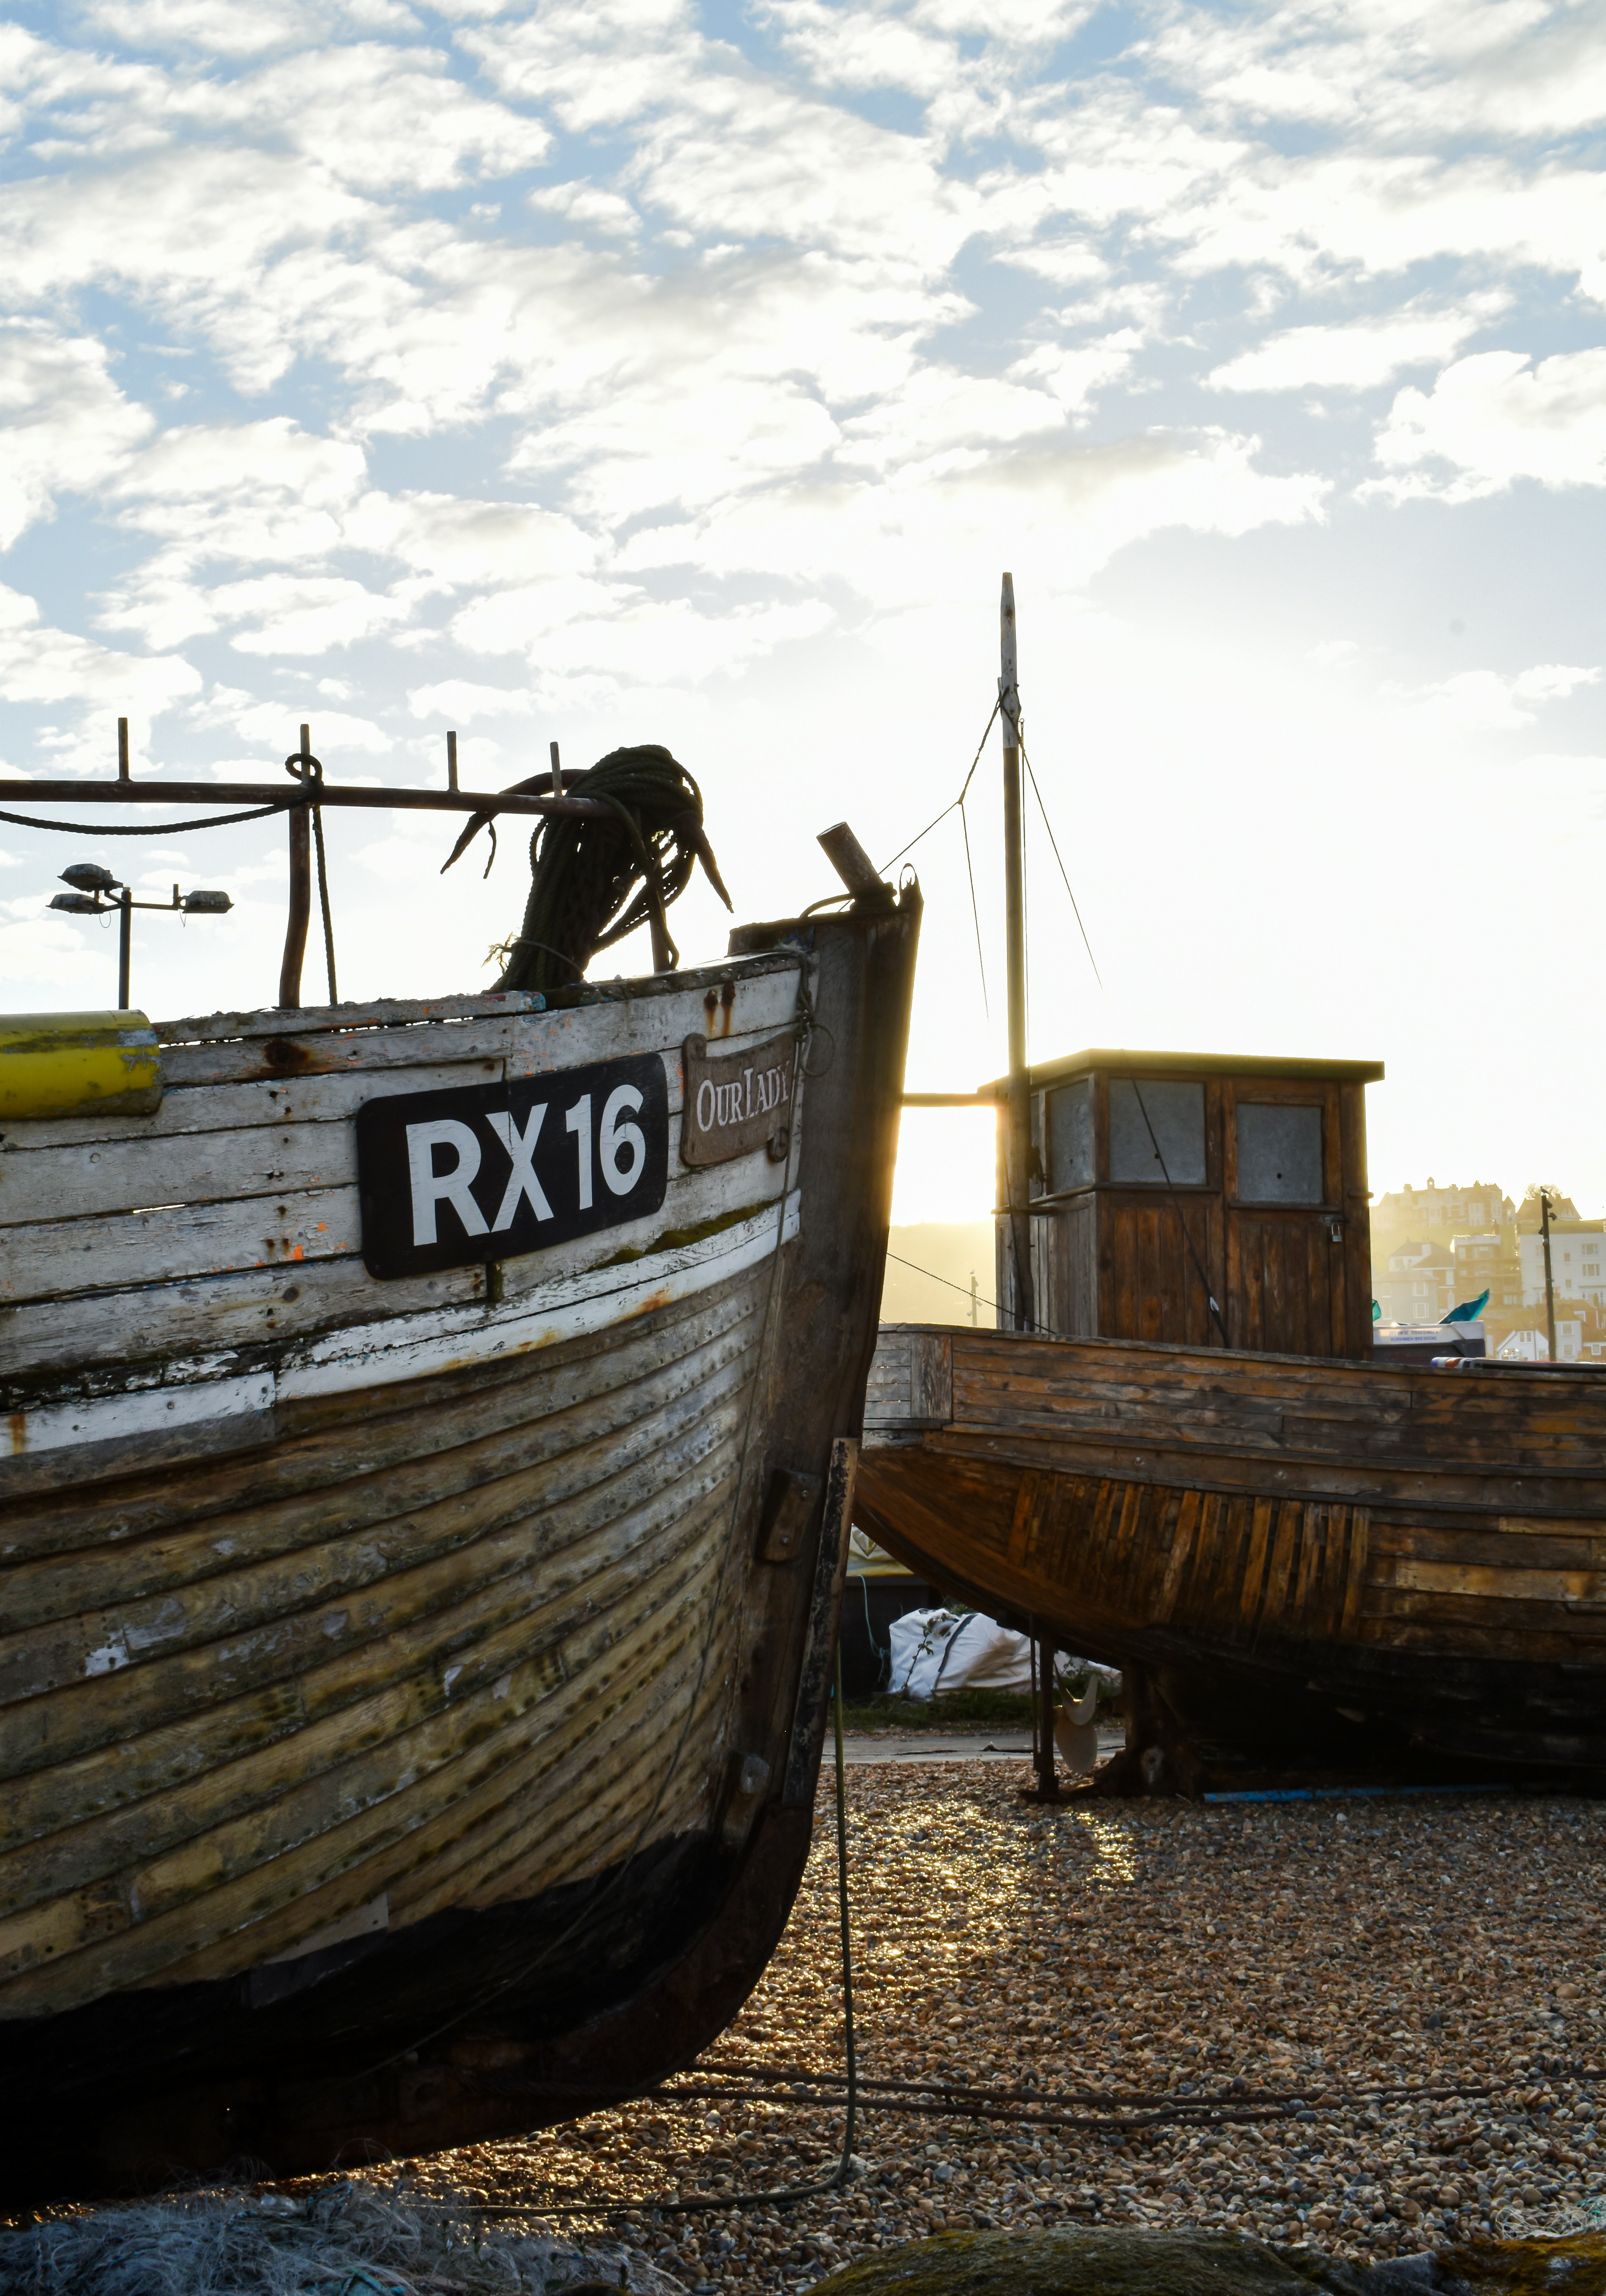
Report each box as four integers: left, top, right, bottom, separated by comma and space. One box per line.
758, 1468, 821, 1563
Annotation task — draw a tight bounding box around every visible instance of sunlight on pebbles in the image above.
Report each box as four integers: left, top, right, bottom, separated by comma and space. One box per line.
397, 1765, 1606, 2295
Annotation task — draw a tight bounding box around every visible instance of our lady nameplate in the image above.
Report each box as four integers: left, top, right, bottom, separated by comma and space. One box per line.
680, 1031, 796, 1168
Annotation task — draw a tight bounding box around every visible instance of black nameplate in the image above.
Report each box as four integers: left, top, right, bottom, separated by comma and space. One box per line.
356, 1053, 669, 1281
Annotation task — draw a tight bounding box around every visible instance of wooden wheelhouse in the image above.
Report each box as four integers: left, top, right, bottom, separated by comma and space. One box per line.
995, 1048, 1383, 1361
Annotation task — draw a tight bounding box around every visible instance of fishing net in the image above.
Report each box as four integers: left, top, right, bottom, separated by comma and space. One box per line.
441, 745, 731, 1000
0, 2179, 681, 2296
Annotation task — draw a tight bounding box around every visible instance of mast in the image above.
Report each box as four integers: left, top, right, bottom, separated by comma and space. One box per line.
1000, 573, 1035, 1334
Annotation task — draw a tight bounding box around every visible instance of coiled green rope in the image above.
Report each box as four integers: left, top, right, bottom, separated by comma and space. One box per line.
441, 744, 731, 998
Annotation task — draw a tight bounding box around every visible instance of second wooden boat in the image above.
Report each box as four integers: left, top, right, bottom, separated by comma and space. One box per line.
854, 582, 1606, 1794
858, 1320, 1606, 1789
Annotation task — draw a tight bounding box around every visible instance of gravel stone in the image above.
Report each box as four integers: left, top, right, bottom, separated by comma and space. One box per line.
397, 1764, 1606, 2293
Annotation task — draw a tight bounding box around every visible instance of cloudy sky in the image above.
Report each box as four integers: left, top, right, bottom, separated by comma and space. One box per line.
2, 0, 1603, 1222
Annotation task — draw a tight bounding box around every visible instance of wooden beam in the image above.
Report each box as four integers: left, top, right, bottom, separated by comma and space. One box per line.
1000, 572, 1035, 1335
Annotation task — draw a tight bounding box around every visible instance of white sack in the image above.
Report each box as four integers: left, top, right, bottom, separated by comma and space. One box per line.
886, 1608, 1034, 1698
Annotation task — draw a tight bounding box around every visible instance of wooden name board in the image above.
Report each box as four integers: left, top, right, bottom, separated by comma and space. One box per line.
357, 1053, 668, 1280
680, 1031, 796, 1168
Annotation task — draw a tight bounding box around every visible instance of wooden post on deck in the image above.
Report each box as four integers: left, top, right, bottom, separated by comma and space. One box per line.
1035, 1634, 1059, 1802
1001, 573, 1035, 1334
279, 723, 312, 1010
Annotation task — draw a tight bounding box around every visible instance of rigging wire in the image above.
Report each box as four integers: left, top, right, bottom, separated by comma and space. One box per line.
884, 1251, 1072, 1343
876, 698, 1000, 878
957, 800, 989, 1020
1018, 732, 1103, 993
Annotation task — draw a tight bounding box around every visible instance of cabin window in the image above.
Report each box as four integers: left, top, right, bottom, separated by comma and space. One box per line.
1045, 1078, 1094, 1193
1108, 1080, 1206, 1187
1237, 1102, 1324, 1204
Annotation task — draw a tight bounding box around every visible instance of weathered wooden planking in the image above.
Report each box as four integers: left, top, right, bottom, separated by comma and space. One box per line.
2, 1268, 760, 1570
150, 958, 799, 1049
0, 1251, 486, 1387
0, 1352, 756, 1782
0, 891, 922, 2192
153, 992, 547, 1044
0, 998, 801, 1224
0, 1448, 743, 1946
0, 1335, 754, 1711
2, 1299, 760, 1644
0, 1063, 505, 1155
156, 969, 801, 1091
853, 1323, 1606, 1781
0, 1187, 357, 1307
273, 1189, 795, 1407
0, 1266, 770, 2000
0, 1133, 788, 1316
932, 1331, 1606, 1475
0, 1525, 737, 2013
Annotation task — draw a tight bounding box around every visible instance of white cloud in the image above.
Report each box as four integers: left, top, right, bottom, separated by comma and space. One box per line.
343, 492, 597, 587
1372, 348, 1606, 500
1396, 661, 1600, 731
1209, 303, 1503, 393
529, 182, 640, 237
0, 585, 200, 739
407, 680, 536, 721
234, 700, 393, 752
0, 322, 153, 548
216, 574, 426, 655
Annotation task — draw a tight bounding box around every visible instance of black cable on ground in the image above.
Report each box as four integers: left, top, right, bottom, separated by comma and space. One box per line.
461, 2054, 1600, 2227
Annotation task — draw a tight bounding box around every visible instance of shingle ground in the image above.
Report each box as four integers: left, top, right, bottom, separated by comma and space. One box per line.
404, 1761, 1606, 2292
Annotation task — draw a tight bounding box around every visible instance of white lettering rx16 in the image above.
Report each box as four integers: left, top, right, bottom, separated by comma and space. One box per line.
406, 1092, 648, 1244
406, 1118, 488, 1245
601, 1084, 646, 1195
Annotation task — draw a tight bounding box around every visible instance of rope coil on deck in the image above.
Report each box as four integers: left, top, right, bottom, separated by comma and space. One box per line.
442, 745, 732, 999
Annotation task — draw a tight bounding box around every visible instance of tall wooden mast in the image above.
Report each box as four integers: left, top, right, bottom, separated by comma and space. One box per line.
1000, 573, 1035, 1333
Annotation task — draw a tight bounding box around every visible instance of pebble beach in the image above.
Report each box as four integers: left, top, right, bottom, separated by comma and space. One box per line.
398, 1758, 1606, 2293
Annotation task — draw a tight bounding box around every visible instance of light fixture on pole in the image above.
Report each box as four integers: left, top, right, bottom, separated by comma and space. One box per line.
49, 864, 233, 1009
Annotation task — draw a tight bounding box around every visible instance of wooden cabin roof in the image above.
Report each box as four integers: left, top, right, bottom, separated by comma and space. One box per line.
986, 1046, 1386, 1093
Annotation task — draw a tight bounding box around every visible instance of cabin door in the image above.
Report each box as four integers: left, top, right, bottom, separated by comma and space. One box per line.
1223, 1081, 1356, 1356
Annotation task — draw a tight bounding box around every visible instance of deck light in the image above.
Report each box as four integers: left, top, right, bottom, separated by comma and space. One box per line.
45, 861, 234, 1005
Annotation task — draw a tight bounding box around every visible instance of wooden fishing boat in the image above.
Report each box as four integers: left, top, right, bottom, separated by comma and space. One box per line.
0, 742, 919, 2198
857, 579, 1606, 1794
857, 1321, 1606, 1790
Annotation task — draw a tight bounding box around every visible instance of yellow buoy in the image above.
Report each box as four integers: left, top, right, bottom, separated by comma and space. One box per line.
0, 1012, 162, 1121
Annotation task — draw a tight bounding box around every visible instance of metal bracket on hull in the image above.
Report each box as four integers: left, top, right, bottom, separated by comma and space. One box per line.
782, 1436, 858, 1807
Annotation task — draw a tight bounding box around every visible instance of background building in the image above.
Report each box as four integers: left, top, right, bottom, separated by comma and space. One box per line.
1375, 1239, 1458, 1324
1519, 1220, 1606, 1311
1371, 1181, 1515, 1263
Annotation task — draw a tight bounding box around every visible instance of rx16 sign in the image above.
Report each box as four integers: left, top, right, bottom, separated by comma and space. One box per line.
356, 1053, 668, 1280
